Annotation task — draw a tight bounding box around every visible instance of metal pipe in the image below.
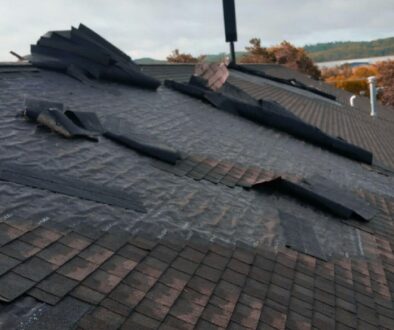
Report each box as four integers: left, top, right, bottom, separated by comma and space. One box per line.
368, 76, 377, 117
230, 41, 236, 65
350, 95, 356, 107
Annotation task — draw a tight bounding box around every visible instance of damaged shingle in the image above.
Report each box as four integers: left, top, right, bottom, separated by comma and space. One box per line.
23, 99, 182, 165
0, 164, 146, 213
154, 155, 377, 222
278, 175, 378, 221
29, 24, 161, 90
279, 212, 327, 261
165, 77, 373, 164
228, 63, 336, 101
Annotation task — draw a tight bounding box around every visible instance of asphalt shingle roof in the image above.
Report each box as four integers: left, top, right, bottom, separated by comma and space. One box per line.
0, 60, 393, 329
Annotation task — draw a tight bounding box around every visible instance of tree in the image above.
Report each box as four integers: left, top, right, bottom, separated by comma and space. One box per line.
241, 38, 275, 64
240, 39, 321, 79
167, 49, 206, 64
375, 60, 394, 107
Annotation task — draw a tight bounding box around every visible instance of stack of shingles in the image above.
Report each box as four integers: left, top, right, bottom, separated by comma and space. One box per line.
29, 24, 161, 90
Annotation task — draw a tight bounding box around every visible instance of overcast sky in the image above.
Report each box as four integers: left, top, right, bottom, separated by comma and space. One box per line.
1, 0, 393, 61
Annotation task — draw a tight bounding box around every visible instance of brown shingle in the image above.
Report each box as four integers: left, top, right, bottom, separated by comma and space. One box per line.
36, 273, 78, 298
146, 283, 181, 307
59, 232, 92, 250
109, 283, 145, 308
169, 297, 205, 325
0, 240, 40, 261
13, 256, 56, 281
100, 254, 137, 277
0, 272, 35, 301
83, 269, 122, 294
70, 285, 105, 305
79, 244, 114, 265
57, 256, 98, 281
0, 223, 24, 246
37, 242, 78, 266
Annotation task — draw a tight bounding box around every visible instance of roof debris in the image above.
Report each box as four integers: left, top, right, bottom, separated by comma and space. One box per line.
0, 163, 146, 212
165, 76, 373, 164
23, 98, 182, 165
155, 155, 378, 221
29, 24, 161, 90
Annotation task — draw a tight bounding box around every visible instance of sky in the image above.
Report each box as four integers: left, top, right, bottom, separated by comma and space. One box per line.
1, 0, 393, 61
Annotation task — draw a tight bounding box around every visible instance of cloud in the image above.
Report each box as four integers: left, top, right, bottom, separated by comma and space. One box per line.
0, 0, 393, 61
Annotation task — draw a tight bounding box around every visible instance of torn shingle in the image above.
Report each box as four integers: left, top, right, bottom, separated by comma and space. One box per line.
165, 78, 373, 164
278, 175, 378, 221
228, 63, 337, 101
0, 163, 146, 213
30, 24, 161, 90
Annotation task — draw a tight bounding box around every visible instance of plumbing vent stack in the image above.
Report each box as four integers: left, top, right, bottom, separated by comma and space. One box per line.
368, 76, 377, 117
350, 95, 356, 107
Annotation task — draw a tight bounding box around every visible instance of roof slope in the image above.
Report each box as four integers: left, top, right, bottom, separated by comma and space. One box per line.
141, 64, 394, 169
0, 62, 393, 329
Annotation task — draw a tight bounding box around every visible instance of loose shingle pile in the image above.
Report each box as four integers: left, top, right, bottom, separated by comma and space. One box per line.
30, 24, 161, 90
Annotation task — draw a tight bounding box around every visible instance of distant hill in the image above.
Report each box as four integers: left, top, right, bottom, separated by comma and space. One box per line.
305, 37, 394, 62
135, 57, 166, 64
134, 37, 394, 64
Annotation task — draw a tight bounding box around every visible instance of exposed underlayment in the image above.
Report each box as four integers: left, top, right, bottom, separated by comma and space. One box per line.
140, 63, 394, 169
0, 70, 392, 257
20, 96, 378, 222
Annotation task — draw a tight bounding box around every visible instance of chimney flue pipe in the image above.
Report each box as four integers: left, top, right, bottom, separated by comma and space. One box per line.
222, 0, 237, 64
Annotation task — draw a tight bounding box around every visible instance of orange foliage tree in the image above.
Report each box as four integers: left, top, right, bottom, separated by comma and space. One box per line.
167, 49, 206, 64
375, 60, 394, 107
322, 65, 378, 96
240, 39, 321, 80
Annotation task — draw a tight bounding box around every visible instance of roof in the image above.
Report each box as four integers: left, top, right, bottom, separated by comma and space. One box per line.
0, 54, 393, 329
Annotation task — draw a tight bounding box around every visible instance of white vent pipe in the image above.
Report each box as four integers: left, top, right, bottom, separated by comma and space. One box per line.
367, 76, 377, 117
350, 95, 356, 107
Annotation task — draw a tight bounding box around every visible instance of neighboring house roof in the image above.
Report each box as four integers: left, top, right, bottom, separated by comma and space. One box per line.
0, 57, 393, 330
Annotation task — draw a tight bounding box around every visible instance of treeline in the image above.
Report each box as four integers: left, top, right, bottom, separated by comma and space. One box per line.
322, 61, 394, 107
305, 37, 394, 62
